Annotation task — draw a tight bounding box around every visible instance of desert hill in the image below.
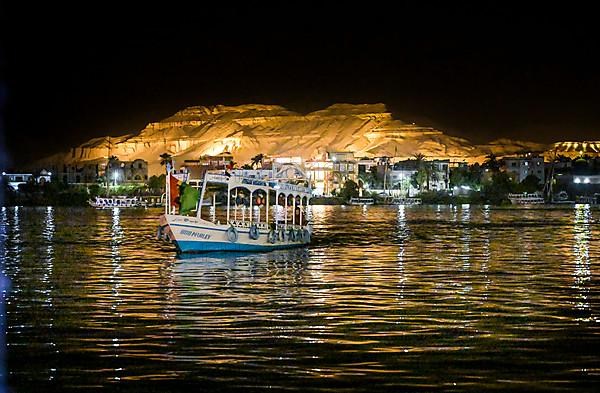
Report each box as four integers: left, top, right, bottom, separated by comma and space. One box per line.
41, 103, 555, 176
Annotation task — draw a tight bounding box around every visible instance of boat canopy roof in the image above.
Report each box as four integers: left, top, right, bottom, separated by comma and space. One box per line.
204, 173, 311, 197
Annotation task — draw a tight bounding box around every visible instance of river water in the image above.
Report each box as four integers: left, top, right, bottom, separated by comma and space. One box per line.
1, 205, 599, 392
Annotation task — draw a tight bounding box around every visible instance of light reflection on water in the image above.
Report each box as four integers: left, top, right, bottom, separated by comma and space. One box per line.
573, 204, 592, 321
1, 205, 600, 392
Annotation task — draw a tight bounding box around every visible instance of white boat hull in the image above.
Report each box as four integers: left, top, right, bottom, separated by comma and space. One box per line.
158, 214, 311, 253
349, 198, 374, 205
89, 196, 147, 209
509, 199, 545, 205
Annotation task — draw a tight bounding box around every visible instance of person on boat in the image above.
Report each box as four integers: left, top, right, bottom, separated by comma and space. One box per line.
294, 206, 307, 226
255, 193, 264, 206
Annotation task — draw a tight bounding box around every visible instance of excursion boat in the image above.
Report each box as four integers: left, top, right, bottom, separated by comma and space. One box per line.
390, 197, 421, 205
89, 196, 147, 209
508, 192, 545, 205
349, 197, 374, 205
157, 169, 313, 253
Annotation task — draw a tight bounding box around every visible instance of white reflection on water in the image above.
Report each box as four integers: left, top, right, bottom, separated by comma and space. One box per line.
110, 207, 123, 307
109, 208, 124, 381
396, 206, 407, 300
10, 207, 20, 277
11, 206, 20, 244
572, 204, 592, 321
480, 205, 491, 301
0, 207, 7, 277
460, 205, 471, 269
43, 206, 57, 379
361, 204, 369, 217
42, 207, 55, 283
304, 204, 326, 284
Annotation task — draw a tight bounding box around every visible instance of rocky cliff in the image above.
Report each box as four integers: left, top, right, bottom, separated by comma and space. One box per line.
42, 103, 555, 176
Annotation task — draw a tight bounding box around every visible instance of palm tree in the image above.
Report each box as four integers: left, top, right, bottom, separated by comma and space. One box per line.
107, 155, 119, 173
410, 153, 429, 191
378, 156, 391, 193
250, 153, 265, 169
160, 153, 173, 173
412, 169, 428, 193
412, 153, 425, 163
483, 153, 500, 172
106, 155, 120, 192
108, 155, 119, 166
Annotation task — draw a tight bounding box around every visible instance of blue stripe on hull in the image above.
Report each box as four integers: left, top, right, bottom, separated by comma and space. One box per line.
175, 240, 308, 253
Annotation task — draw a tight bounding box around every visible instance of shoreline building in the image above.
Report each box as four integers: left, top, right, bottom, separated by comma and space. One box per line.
60, 161, 103, 184
305, 159, 333, 196
329, 152, 358, 194
182, 153, 234, 181
105, 158, 149, 185
503, 154, 545, 184
1, 170, 53, 190
387, 159, 450, 196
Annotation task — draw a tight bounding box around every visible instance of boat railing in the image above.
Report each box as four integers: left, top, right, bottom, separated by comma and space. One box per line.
230, 220, 269, 230
228, 220, 307, 231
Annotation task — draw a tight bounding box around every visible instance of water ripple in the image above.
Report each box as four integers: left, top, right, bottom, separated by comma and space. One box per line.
2, 205, 599, 391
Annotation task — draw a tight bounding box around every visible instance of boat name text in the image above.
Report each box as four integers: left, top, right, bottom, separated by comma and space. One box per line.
180, 229, 212, 240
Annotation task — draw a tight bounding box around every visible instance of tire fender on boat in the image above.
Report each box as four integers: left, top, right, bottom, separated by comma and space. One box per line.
278, 227, 286, 241
296, 228, 304, 241
303, 229, 311, 243
227, 226, 239, 243
268, 230, 277, 244
288, 228, 297, 242
249, 223, 260, 240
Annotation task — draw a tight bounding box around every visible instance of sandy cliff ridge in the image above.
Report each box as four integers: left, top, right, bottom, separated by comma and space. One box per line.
40, 103, 553, 176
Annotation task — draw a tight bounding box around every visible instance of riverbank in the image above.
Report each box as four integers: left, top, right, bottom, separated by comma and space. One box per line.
310, 192, 491, 206
1, 182, 161, 207
2, 183, 596, 208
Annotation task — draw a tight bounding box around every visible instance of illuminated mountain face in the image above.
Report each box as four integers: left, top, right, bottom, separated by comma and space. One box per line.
550, 141, 600, 157
42, 103, 568, 175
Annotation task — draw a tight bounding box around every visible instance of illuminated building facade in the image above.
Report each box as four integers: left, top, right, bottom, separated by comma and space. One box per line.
328, 152, 358, 193
503, 155, 545, 184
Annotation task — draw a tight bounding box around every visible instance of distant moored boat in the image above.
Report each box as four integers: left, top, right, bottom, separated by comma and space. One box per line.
89, 196, 147, 209
349, 197, 374, 205
508, 192, 545, 205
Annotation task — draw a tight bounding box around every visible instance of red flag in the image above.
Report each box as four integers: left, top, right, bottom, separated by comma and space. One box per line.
169, 174, 181, 208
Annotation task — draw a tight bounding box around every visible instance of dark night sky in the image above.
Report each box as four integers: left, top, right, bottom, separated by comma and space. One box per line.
1, 2, 600, 167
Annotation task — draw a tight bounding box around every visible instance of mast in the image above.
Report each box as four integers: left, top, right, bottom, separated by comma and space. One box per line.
544, 148, 557, 203
382, 158, 386, 194
197, 175, 208, 219
165, 167, 169, 215
106, 136, 111, 197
